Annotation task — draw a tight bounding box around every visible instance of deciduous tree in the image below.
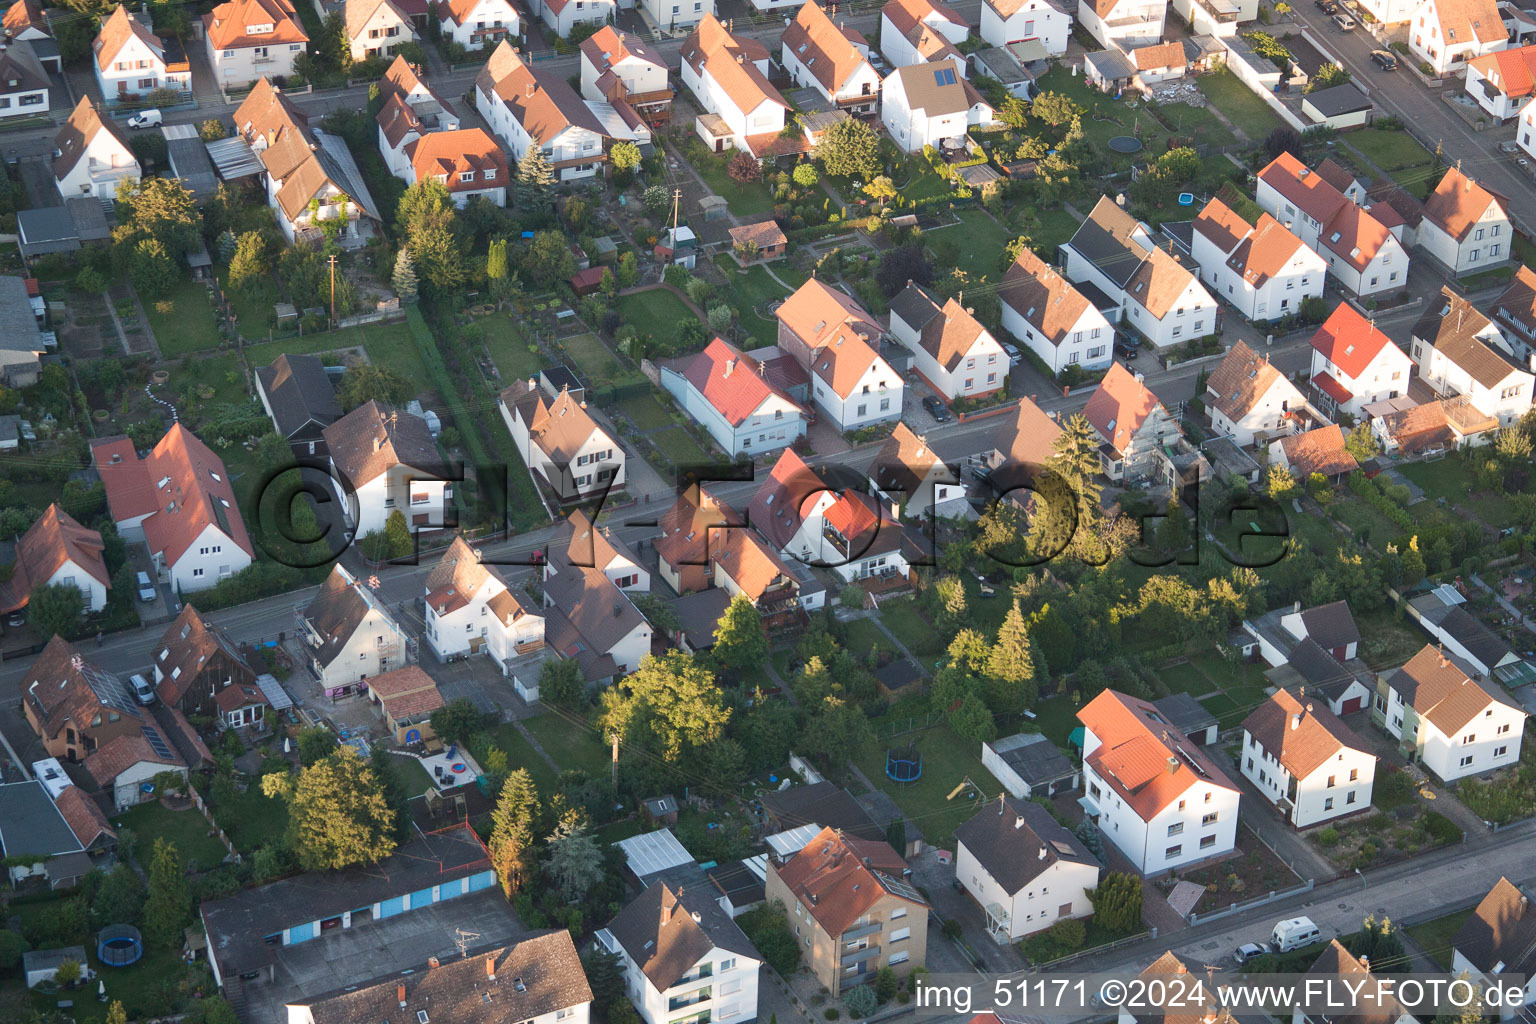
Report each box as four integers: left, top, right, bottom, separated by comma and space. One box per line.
728, 151, 761, 188
1030, 90, 1082, 127
598, 652, 731, 762
278, 748, 399, 871
712, 594, 768, 671
338, 364, 412, 410
814, 117, 880, 179
28, 582, 83, 640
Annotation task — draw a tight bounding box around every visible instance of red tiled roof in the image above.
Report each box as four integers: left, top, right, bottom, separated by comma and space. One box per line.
1078, 689, 1237, 822
405, 128, 507, 191
204, 0, 306, 51
1082, 362, 1162, 455
1470, 44, 1536, 99
1258, 152, 1348, 227
94, 5, 163, 72
1311, 370, 1352, 404
1279, 423, 1357, 477
1309, 303, 1398, 381
772, 825, 922, 935
54, 786, 115, 849
4, 504, 110, 612
1423, 166, 1506, 243
680, 337, 802, 426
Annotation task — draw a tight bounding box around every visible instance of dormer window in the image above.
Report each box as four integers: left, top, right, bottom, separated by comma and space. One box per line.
246, 21, 274, 33
484, 168, 496, 180
158, 475, 171, 488
459, 171, 475, 182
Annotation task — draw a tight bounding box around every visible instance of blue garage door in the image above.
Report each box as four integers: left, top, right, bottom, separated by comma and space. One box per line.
467, 871, 495, 893
288, 921, 317, 944
377, 896, 406, 919
409, 887, 437, 910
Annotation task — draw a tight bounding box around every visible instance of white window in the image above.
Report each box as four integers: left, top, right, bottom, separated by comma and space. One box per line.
889, 927, 910, 942
888, 951, 909, 965
193, 568, 205, 577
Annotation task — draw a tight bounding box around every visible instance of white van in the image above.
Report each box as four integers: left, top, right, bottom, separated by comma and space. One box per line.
1271, 917, 1321, 952
127, 109, 162, 129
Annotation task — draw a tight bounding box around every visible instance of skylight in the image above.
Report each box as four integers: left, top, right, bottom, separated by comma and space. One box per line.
934, 66, 957, 86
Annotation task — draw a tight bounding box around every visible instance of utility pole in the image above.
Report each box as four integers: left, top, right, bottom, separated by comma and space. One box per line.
328, 254, 338, 329
671, 189, 682, 235
610, 733, 619, 791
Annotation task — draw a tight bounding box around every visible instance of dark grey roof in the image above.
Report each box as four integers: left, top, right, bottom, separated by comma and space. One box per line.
987, 732, 1077, 785
604, 882, 759, 991
673, 587, 732, 651
954, 796, 1096, 895
201, 824, 488, 978
1455, 877, 1536, 975
759, 781, 884, 843
0, 780, 83, 861
167, 137, 218, 199
16, 206, 78, 256
1075, 278, 1120, 313
1288, 637, 1358, 700
0, 277, 41, 353
1304, 83, 1372, 118
889, 282, 941, 332
1152, 693, 1219, 737
876, 657, 925, 693
707, 859, 766, 910
1084, 49, 1134, 81
256, 353, 342, 439
1438, 606, 1513, 670
540, 365, 583, 394
66, 197, 109, 241
302, 568, 376, 667
1299, 601, 1360, 651
1066, 198, 1149, 289
644, 794, 679, 816
22, 946, 89, 975
295, 932, 593, 1024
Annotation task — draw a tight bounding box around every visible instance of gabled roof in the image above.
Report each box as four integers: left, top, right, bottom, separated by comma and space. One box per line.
1455, 878, 1536, 975
870, 421, 954, 498
683, 16, 784, 117
503, 380, 610, 464
997, 396, 1063, 468
1082, 362, 1163, 455
5, 504, 110, 610
1425, 0, 1506, 47
1197, 199, 1313, 291
777, 278, 881, 352
1387, 644, 1523, 736
1316, 201, 1398, 271
323, 399, 447, 488
553, 508, 639, 578
823, 489, 902, 559
1205, 340, 1302, 423
1413, 287, 1520, 389
19, 636, 141, 742
711, 527, 797, 602
891, 282, 991, 370
580, 25, 667, 73
1258, 151, 1349, 227
783, 0, 872, 94
405, 127, 507, 190
345, 0, 410, 41
999, 248, 1098, 349
729, 220, 788, 250
604, 882, 759, 992
1423, 166, 1507, 243
425, 535, 506, 614
1123, 245, 1200, 319
53, 96, 136, 181
655, 484, 743, 577
478, 39, 607, 144
1495, 265, 1536, 338
1305, 941, 1410, 1024
542, 560, 646, 667
4, 0, 49, 37
0, 41, 49, 97
90, 423, 254, 565
1296, 601, 1361, 651
889, 58, 983, 117
204, 0, 307, 51
773, 825, 924, 935
367, 664, 444, 720
153, 604, 257, 705
85, 729, 185, 787
54, 785, 115, 850
677, 337, 801, 427
255, 353, 341, 437
954, 795, 1096, 895
885, 0, 967, 31
1242, 687, 1369, 780
1311, 303, 1403, 380
1471, 43, 1536, 98
303, 566, 388, 667
95, 5, 163, 72
808, 328, 888, 399
233, 76, 309, 148
1130, 40, 1184, 71
747, 448, 834, 551
436, 0, 505, 27
1315, 157, 1362, 196
1279, 424, 1357, 478
1078, 688, 1238, 822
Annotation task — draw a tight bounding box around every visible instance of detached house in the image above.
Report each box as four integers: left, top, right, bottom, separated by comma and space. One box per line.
1190, 199, 1326, 323
1081, 363, 1182, 482
954, 795, 1099, 942
980, 0, 1069, 55
423, 535, 544, 667
889, 282, 1009, 401
93, 5, 189, 102
597, 883, 761, 1024
400, 128, 507, 205
1452, 877, 1536, 1017
255, 352, 342, 455
781, 2, 879, 114
1377, 644, 1526, 783
376, 54, 460, 152
660, 337, 808, 455
0, 505, 110, 617
1411, 288, 1533, 426
1466, 44, 1536, 120
1273, 424, 1358, 481
344, 0, 417, 60
52, 96, 139, 200
0, 38, 49, 119
880, 59, 998, 154
1306, 303, 1413, 419
152, 605, 269, 730
579, 26, 673, 125
1241, 688, 1377, 829
322, 399, 451, 538
499, 378, 624, 503
1410, 0, 1508, 77
299, 564, 412, 699
203, 0, 308, 89
1077, 688, 1242, 874
1204, 340, 1309, 448
435, 0, 519, 51
655, 484, 744, 595
1078, 0, 1164, 50
91, 424, 254, 594
882, 0, 970, 69
999, 248, 1114, 374
1419, 166, 1512, 275
531, 0, 615, 45
682, 16, 788, 156
766, 825, 929, 991
869, 421, 962, 520
776, 279, 903, 431
477, 40, 609, 181
1062, 197, 1219, 350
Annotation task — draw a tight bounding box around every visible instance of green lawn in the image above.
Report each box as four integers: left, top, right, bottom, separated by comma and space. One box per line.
651, 425, 711, 464
1158, 660, 1215, 696
1405, 909, 1473, 968
1341, 130, 1437, 199
1199, 693, 1244, 728
878, 598, 946, 661
853, 724, 1008, 845
220, 270, 280, 338
111, 800, 230, 871
928, 209, 1013, 275
21, 941, 197, 1023
893, 156, 954, 202
1157, 101, 1236, 146
1195, 70, 1283, 140
211, 779, 289, 855
558, 331, 623, 381
616, 287, 700, 334
1032, 67, 1171, 162
394, 753, 438, 796
173, 350, 249, 413
356, 320, 433, 394
522, 711, 612, 777
692, 158, 777, 215
617, 392, 674, 431
144, 280, 221, 356
843, 617, 896, 660
477, 722, 559, 794
713, 254, 791, 348
1032, 694, 1083, 748
1396, 459, 1471, 501
480, 314, 543, 382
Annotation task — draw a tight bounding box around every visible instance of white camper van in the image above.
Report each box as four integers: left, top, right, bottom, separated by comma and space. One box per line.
1271, 916, 1321, 952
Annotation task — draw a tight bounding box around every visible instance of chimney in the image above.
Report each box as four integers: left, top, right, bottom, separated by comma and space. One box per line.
662, 899, 674, 925
737, 53, 744, 64
398, 984, 407, 1009
1166, 756, 1180, 774
486, 955, 497, 981
428, 956, 439, 969
1038, 845, 1047, 860
526, 82, 535, 96
1015, 816, 1025, 830
723, 358, 735, 378
373, 435, 383, 452
1360, 955, 1370, 972
1291, 713, 1302, 731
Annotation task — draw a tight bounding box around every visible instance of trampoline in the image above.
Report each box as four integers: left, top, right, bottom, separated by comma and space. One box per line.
1108, 136, 1143, 154
886, 746, 923, 783
97, 925, 143, 967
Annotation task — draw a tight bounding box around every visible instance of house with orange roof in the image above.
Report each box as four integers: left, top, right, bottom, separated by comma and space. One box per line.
1378, 644, 1525, 782
4, 0, 52, 46
476, 40, 611, 181
745, 447, 840, 562
529, 0, 615, 41
93, 5, 189, 102
1492, 264, 1536, 362
1272, 423, 1358, 480
889, 282, 1009, 401
980, 0, 1069, 55
499, 377, 624, 503
151, 604, 269, 729
1078, 688, 1241, 874
867, 421, 963, 520
202, 0, 307, 88
1203, 340, 1310, 447
398, 128, 508, 205
820, 489, 911, 583
90, 424, 254, 595
1081, 362, 1187, 482
654, 484, 744, 594
376, 55, 462, 175
1306, 303, 1413, 418
776, 278, 903, 430
1078, 0, 1164, 50
681, 15, 790, 156
1418, 166, 1511, 275
1255, 152, 1411, 298
1190, 198, 1326, 323
1241, 688, 1376, 828
982, 397, 1064, 492
1466, 43, 1536, 119
579, 26, 672, 124
52, 95, 139, 199
660, 337, 808, 455
1371, 394, 1498, 454
880, 59, 998, 154
549, 507, 648, 593
765, 825, 929, 991
1062, 197, 1219, 350
344, 0, 417, 60
710, 527, 810, 625
1409, 0, 1508, 77
421, 535, 544, 666
365, 665, 445, 743
882, 0, 971, 69
0, 504, 110, 615
1411, 286, 1532, 427
998, 248, 1114, 374
434, 0, 518, 50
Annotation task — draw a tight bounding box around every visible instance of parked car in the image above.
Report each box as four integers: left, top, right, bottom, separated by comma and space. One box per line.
922, 395, 952, 422
129, 673, 156, 705
1272, 916, 1323, 952
127, 108, 162, 129
1333, 12, 1356, 29
136, 571, 157, 602
1115, 339, 1141, 359
1234, 942, 1273, 965
1317, 0, 1339, 10
7, 610, 24, 628
1371, 49, 1398, 69
1001, 342, 1024, 366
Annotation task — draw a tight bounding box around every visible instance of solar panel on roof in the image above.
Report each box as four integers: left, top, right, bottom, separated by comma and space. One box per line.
1050, 840, 1076, 856
141, 726, 174, 760
934, 66, 956, 86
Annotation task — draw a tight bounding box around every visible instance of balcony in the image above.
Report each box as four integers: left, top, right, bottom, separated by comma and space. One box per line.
842, 922, 882, 942
1194, 0, 1241, 22
841, 946, 880, 967
668, 986, 712, 1011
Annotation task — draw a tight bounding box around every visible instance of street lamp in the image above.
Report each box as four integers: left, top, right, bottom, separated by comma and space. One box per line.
1355, 868, 1366, 891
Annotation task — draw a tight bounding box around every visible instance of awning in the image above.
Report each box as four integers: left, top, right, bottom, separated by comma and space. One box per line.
254, 673, 294, 711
